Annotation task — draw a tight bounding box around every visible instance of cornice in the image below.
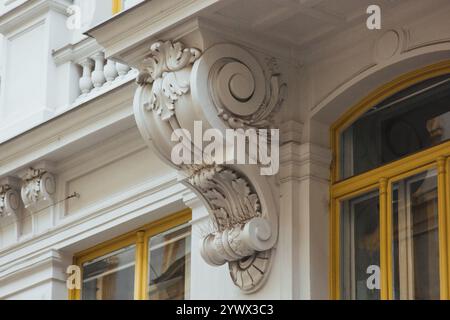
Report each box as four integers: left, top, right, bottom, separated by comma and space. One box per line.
0, 172, 184, 265
52, 36, 102, 66
0, 82, 137, 180
0, 0, 70, 35
85, 0, 225, 61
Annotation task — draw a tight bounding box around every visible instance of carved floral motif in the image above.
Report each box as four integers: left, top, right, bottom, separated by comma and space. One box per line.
189, 165, 261, 231
0, 184, 20, 220
189, 165, 274, 292
137, 41, 201, 120
21, 168, 56, 210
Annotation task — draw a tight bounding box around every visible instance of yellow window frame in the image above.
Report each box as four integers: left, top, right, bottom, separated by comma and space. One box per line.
69, 208, 192, 300
112, 0, 122, 14
330, 60, 450, 300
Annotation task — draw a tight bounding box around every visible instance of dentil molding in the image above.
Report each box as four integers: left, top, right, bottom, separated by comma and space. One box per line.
134, 40, 285, 293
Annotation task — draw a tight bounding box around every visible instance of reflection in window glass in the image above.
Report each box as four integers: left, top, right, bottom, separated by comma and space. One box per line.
392, 170, 440, 299
147, 224, 191, 300
341, 74, 450, 179
341, 191, 380, 300
82, 245, 135, 300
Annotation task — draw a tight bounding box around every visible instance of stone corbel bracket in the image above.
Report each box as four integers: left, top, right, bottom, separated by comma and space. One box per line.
20, 167, 56, 213
134, 40, 286, 293
0, 177, 21, 227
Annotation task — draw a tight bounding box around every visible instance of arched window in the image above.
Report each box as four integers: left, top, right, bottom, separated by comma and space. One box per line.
330, 61, 450, 300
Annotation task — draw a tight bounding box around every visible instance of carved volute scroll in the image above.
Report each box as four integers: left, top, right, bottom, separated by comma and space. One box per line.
20, 167, 56, 212
133, 40, 286, 293
0, 178, 21, 225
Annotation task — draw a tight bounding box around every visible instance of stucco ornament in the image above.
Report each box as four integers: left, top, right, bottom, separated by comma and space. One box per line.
0, 184, 20, 222
137, 41, 201, 120
21, 168, 56, 212
134, 40, 285, 293
191, 44, 286, 129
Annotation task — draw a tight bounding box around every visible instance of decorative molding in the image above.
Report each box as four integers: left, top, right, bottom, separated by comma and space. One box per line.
191, 43, 287, 130
191, 165, 275, 292
0, 177, 21, 226
134, 40, 284, 293
374, 29, 407, 63
280, 120, 303, 144
20, 167, 56, 213
136, 40, 201, 120
279, 142, 332, 183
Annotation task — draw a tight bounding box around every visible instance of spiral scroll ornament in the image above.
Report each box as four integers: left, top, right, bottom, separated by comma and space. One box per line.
191, 44, 287, 130
0, 185, 20, 220
21, 168, 56, 211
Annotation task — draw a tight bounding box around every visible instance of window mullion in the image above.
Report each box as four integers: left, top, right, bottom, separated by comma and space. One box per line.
379, 178, 389, 300
386, 180, 394, 300
330, 198, 340, 300
134, 231, 145, 300
437, 157, 449, 299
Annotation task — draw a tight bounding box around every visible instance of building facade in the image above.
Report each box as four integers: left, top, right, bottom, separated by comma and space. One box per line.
0, 0, 450, 300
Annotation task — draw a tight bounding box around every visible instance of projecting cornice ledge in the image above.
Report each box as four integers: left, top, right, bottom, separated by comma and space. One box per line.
133, 40, 286, 293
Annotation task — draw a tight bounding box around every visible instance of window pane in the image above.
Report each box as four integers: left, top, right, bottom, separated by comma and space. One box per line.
341, 190, 380, 300
147, 225, 191, 300
341, 74, 450, 179
82, 245, 135, 300
392, 170, 440, 299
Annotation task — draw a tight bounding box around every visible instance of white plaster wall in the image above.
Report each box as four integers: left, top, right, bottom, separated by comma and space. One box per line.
0, 4, 74, 142
0, 33, 4, 110
71, 0, 113, 43
123, 0, 143, 10
3, 21, 46, 122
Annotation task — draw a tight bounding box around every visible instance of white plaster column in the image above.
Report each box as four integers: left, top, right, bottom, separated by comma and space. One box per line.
79, 58, 94, 96
91, 52, 106, 90
279, 121, 331, 299
0, 249, 72, 300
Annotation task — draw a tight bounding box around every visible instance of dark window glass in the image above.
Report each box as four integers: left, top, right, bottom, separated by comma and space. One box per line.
392, 170, 440, 299
341, 74, 450, 179
341, 190, 380, 300
147, 224, 191, 300
82, 245, 135, 300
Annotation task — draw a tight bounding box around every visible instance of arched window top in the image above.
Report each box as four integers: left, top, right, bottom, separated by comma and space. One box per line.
336, 67, 450, 180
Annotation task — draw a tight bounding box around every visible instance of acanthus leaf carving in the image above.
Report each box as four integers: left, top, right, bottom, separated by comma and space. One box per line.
188, 165, 262, 230
187, 165, 275, 293
137, 40, 201, 120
